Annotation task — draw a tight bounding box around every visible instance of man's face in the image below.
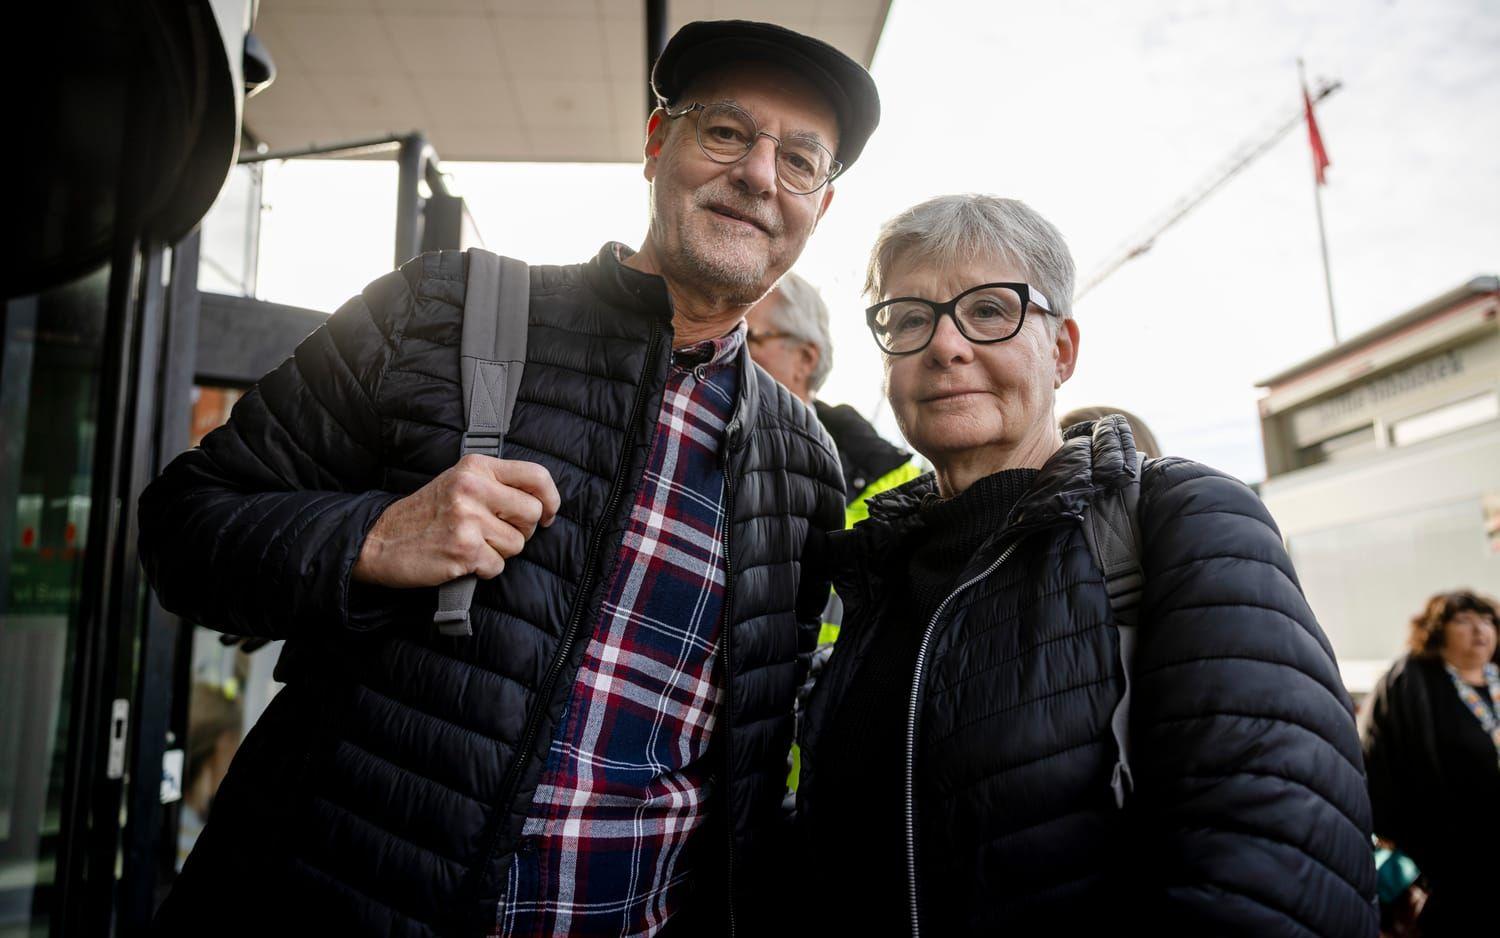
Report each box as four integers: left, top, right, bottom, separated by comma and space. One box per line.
745, 291, 817, 401
643, 62, 839, 306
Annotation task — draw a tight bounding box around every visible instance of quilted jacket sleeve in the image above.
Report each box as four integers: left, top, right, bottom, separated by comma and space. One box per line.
1131, 458, 1378, 937
138, 265, 424, 639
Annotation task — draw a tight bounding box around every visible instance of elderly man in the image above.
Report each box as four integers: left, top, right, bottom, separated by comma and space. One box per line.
138, 20, 877, 938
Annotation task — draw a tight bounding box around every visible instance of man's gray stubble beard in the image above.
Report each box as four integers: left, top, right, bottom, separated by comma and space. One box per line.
670, 239, 768, 306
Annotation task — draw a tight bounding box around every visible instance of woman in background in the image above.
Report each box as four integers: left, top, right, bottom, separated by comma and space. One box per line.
1059, 404, 1161, 458
1362, 589, 1500, 935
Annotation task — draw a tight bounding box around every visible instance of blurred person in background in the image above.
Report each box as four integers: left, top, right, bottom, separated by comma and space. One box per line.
175, 683, 243, 871
138, 20, 878, 936
746, 272, 923, 795
746, 271, 923, 532
1060, 404, 1161, 459
795, 193, 1377, 936
1361, 589, 1500, 935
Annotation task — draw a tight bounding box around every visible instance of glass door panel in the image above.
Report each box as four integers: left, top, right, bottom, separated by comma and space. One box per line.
0, 263, 111, 936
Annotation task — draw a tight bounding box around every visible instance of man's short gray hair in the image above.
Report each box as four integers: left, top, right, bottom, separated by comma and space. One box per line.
764, 271, 834, 392
864, 194, 1076, 321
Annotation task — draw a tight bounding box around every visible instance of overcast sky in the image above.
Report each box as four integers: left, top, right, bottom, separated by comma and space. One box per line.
248, 0, 1500, 483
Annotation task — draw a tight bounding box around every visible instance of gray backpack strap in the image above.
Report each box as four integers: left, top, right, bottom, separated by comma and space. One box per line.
433, 248, 530, 637
1083, 446, 1146, 808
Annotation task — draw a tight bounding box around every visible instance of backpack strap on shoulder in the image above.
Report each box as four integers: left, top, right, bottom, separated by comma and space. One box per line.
433, 248, 530, 638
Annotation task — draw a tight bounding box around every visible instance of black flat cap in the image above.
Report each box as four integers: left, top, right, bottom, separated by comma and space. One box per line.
650, 20, 882, 173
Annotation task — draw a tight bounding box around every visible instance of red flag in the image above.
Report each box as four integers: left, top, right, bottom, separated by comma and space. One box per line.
1303, 82, 1331, 185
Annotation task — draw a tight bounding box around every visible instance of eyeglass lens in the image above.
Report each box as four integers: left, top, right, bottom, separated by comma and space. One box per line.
694, 103, 835, 193
871, 286, 1028, 353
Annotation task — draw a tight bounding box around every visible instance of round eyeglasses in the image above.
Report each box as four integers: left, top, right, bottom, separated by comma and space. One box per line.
664, 101, 842, 195
866, 283, 1054, 355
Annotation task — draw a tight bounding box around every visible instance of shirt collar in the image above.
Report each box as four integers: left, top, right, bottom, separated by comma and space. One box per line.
673, 321, 746, 371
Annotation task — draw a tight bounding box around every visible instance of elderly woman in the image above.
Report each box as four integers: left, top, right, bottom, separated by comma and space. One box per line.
1361, 589, 1500, 935
795, 195, 1377, 936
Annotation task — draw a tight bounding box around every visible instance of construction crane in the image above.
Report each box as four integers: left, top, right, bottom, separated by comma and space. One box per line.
1075, 78, 1341, 300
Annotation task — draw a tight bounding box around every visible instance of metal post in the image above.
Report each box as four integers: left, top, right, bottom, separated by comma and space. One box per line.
116, 236, 174, 932
237, 133, 407, 165
117, 228, 202, 932
1311, 170, 1338, 345
1300, 60, 1339, 345
646, 0, 667, 118
394, 133, 429, 267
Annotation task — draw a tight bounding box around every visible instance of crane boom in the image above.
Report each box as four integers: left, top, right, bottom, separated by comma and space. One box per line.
1076, 78, 1341, 300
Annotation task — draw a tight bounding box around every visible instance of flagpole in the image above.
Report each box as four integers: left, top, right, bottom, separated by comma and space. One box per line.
1300, 58, 1339, 344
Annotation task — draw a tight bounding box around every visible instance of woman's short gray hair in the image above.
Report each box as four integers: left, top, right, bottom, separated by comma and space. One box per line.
764, 271, 834, 392
864, 194, 1076, 321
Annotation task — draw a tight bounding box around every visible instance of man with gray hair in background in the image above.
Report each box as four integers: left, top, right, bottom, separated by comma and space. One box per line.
746, 271, 922, 539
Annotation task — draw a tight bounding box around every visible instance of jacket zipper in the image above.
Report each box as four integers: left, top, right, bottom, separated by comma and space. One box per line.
717, 417, 741, 938
904, 538, 1022, 938
469, 321, 663, 922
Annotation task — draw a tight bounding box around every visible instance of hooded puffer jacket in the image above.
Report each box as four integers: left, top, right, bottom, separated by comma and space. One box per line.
797, 419, 1378, 936
139, 245, 845, 936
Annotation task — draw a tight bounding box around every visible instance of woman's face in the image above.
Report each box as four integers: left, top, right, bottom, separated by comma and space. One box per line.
1440, 609, 1498, 671
882, 254, 1079, 467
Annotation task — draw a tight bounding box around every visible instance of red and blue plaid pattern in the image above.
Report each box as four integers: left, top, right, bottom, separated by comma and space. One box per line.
495, 327, 744, 937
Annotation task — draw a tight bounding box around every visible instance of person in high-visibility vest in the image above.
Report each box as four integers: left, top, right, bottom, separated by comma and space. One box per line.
745, 272, 922, 792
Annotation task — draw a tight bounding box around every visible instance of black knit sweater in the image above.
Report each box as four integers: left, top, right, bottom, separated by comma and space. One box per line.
813, 467, 1039, 935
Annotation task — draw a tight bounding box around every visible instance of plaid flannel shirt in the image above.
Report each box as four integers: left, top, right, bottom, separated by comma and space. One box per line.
495, 326, 744, 937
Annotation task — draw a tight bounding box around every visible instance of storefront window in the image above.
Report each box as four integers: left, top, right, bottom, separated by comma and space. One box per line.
0, 263, 110, 934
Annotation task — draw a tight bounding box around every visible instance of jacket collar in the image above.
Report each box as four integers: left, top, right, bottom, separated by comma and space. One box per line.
844, 415, 1143, 578
581, 241, 772, 453
581, 242, 675, 324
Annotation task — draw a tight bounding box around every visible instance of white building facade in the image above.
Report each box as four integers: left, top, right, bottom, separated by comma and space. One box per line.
1257, 276, 1500, 694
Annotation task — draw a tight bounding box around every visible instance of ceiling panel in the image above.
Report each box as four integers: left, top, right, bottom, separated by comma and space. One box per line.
493, 15, 608, 82
385, 14, 505, 76
275, 12, 400, 76
313, 73, 430, 128
414, 76, 521, 127
246, 1, 891, 163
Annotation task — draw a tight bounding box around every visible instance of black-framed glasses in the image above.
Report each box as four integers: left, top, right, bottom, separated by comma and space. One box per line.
865, 282, 1054, 355
664, 101, 842, 195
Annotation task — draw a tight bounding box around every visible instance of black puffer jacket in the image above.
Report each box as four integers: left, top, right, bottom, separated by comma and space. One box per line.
798, 419, 1378, 936
139, 245, 845, 936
